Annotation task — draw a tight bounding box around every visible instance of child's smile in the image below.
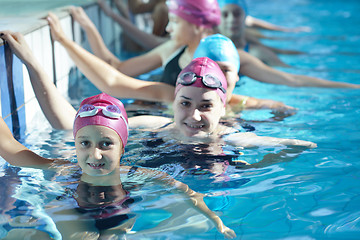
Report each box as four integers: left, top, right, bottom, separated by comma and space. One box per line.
75, 125, 124, 176
88, 163, 105, 169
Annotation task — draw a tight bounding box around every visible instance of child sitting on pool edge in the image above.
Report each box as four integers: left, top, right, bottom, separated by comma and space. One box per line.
0, 93, 236, 239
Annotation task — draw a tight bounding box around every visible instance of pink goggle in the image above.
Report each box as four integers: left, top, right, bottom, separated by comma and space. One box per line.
76, 104, 128, 130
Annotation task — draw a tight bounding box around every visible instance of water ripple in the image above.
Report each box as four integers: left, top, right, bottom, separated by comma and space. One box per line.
325, 211, 360, 234
316, 159, 352, 168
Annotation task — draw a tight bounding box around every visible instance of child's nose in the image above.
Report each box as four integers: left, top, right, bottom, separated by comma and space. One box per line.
191, 109, 202, 121
91, 147, 102, 160
165, 22, 172, 33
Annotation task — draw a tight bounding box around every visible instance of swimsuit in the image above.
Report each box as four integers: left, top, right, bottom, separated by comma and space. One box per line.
159, 46, 186, 86
137, 129, 250, 192
76, 204, 135, 231
138, 123, 246, 170
159, 41, 249, 86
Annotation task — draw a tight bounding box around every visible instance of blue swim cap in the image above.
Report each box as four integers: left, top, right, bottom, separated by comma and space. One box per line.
218, 0, 248, 15
194, 34, 240, 73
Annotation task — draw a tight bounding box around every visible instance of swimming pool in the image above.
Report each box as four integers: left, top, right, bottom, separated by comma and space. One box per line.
1, 0, 360, 239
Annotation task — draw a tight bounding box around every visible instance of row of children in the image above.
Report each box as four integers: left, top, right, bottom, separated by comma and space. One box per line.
1, 0, 359, 238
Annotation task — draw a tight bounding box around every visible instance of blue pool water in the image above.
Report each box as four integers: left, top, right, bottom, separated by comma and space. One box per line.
1, 0, 360, 239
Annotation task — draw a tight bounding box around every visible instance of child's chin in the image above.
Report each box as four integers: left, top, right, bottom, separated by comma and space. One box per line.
85, 170, 110, 177
184, 130, 208, 139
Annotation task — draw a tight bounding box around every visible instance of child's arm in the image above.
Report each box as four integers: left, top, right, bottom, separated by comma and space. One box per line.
69, 6, 167, 77
228, 94, 296, 111
143, 168, 236, 239
46, 12, 175, 103
0, 31, 76, 130
245, 15, 311, 33
239, 49, 360, 88
70, 6, 123, 68
0, 117, 54, 166
97, 0, 166, 51
224, 132, 317, 149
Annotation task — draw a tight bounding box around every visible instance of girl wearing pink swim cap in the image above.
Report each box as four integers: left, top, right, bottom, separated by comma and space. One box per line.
0, 92, 131, 177
72, 93, 129, 176
1, 30, 317, 154
51, 2, 360, 121
46, 9, 302, 112
0, 92, 237, 239
127, 57, 316, 150
49, 0, 221, 88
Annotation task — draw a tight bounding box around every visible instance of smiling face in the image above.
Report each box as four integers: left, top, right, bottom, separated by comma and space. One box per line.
75, 125, 124, 177
219, 4, 246, 38
173, 86, 225, 138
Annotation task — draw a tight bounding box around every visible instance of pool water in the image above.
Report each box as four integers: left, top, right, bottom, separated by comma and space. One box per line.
1, 0, 360, 239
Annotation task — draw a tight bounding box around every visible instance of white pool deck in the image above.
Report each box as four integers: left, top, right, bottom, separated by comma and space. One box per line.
0, 0, 123, 135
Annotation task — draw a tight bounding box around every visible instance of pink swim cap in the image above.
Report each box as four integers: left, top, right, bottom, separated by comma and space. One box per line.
175, 57, 228, 105
73, 93, 129, 148
167, 0, 221, 28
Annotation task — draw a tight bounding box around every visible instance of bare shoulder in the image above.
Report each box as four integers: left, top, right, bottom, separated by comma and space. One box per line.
128, 115, 172, 129
151, 39, 183, 62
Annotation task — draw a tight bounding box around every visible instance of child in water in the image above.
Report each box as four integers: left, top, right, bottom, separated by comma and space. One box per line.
129, 57, 316, 150
0, 93, 236, 239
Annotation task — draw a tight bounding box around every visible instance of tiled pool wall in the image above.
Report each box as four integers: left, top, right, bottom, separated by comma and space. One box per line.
0, 1, 123, 138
